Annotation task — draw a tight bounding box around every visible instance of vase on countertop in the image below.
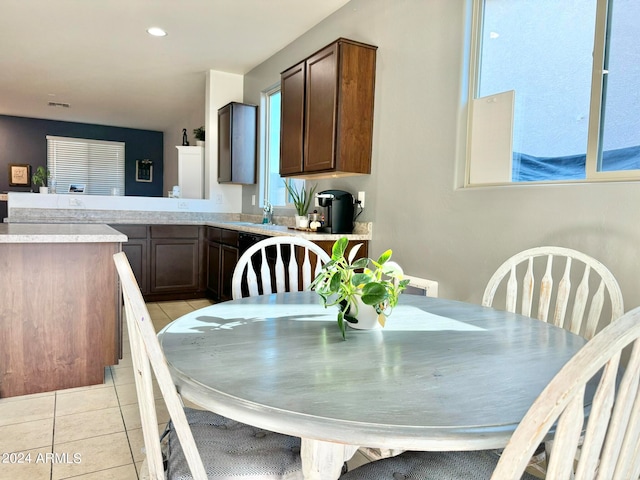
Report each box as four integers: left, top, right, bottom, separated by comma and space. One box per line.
295, 215, 309, 229
39, 186, 49, 194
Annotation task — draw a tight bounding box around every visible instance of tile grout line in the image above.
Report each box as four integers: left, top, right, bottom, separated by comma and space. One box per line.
112, 365, 141, 480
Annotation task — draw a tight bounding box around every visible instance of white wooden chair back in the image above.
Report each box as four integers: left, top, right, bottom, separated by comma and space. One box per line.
492, 305, 640, 480
232, 236, 330, 299
113, 252, 209, 480
403, 274, 439, 298
483, 246, 624, 339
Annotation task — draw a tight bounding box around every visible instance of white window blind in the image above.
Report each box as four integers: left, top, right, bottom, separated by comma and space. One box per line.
46, 136, 125, 195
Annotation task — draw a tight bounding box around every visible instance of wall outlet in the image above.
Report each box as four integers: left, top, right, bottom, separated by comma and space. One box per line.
357, 191, 365, 208
177, 201, 188, 210
251, 194, 256, 206
215, 194, 224, 205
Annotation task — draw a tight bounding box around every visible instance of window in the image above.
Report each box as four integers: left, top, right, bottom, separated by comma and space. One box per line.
467, 0, 640, 185
47, 136, 125, 195
260, 86, 305, 207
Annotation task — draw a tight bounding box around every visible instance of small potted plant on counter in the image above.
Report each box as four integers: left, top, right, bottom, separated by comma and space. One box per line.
283, 180, 316, 229
32, 166, 50, 194
193, 126, 205, 146
310, 237, 409, 339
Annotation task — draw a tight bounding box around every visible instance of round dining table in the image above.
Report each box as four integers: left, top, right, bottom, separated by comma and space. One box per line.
159, 291, 587, 479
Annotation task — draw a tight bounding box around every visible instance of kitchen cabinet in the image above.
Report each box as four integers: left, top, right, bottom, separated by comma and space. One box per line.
0, 226, 123, 397
206, 227, 239, 301
218, 102, 257, 184
113, 224, 149, 294
150, 225, 204, 295
280, 38, 377, 177
111, 224, 205, 301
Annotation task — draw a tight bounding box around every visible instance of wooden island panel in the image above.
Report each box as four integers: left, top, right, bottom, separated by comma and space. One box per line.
0, 242, 120, 398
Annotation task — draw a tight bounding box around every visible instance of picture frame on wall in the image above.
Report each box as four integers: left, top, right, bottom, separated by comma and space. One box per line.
136, 159, 153, 182
8, 164, 31, 187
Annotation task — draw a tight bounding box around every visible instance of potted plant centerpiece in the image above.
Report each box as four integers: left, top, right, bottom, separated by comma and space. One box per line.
283, 180, 317, 229
311, 237, 409, 339
32, 166, 50, 194
193, 126, 205, 146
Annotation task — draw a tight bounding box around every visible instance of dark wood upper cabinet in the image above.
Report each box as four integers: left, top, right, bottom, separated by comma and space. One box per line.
218, 102, 257, 184
280, 61, 306, 175
280, 38, 377, 178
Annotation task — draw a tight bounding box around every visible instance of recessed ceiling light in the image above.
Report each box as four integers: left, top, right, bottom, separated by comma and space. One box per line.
147, 27, 167, 37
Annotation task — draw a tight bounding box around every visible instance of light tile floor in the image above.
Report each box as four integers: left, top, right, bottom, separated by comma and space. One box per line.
0, 298, 372, 480
0, 299, 212, 480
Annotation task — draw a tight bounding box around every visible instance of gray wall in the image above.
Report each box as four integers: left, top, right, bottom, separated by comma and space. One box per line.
243, 0, 640, 311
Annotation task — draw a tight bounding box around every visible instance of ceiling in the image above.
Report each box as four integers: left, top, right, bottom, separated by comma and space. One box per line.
0, 0, 350, 132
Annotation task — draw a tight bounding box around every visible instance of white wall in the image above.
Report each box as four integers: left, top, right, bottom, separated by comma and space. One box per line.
203, 70, 244, 212
243, 0, 640, 311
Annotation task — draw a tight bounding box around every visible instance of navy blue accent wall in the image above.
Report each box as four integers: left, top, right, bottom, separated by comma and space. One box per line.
0, 115, 163, 219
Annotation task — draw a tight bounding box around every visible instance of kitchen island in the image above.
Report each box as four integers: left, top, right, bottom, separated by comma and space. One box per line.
0, 224, 127, 397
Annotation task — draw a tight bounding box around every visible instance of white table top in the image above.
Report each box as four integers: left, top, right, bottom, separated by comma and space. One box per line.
160, 291, 586, 454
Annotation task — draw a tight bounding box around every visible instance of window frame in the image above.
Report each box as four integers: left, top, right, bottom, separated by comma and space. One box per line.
259, 83, 306, 209
466, 0, 640, 186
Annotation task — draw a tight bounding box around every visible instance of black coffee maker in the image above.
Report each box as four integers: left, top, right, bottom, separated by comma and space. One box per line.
316, 189, 355, 234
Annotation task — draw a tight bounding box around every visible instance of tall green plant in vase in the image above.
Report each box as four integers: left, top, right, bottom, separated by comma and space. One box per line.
310, 237, 409, 339
283, 180, 316, 228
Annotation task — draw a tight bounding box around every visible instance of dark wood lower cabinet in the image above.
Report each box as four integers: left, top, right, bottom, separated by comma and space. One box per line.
0, 242, 120, 397
206, 226, 239, 301
150, 238, 200, 293
111, 224, 206, 302
111, 224, 367, 302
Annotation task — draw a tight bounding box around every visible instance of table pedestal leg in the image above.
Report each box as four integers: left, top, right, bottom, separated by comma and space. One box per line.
301, 438, 359, 480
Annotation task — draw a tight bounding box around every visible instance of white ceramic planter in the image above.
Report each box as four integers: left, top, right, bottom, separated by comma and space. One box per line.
39, 186, 49, 194
295, 215, 309, 229
346, 296, 382, 330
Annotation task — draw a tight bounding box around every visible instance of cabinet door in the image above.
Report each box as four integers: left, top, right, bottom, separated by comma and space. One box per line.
110, 224, 149, 294
218, 103, 257, 184
304, 43, 338, 173
206, 241, 221, 298
150, 239, 200, 293
218, 105, 232, 183
122, 240, 148, 294
280, 61, 306, 175
220, 245, 239, 301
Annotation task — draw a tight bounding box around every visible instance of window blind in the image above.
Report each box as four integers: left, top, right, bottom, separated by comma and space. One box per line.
46, 136, 125, 195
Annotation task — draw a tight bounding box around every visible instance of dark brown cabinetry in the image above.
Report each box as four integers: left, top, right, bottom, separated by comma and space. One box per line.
206, 227, 239, 301
150, 225, 203, 295
111, 224, 205, 301
113, 224, 149, 294
280, 38, 377, 177
218, 102, 257, 184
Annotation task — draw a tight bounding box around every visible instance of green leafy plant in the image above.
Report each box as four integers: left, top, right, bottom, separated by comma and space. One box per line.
283, 180, 317, 216
310, 237, 409, 339
32, 166, 49, 187
193, 126, 205, 141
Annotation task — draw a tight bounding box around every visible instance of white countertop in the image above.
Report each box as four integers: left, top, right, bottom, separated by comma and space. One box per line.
0, 223, 128, 243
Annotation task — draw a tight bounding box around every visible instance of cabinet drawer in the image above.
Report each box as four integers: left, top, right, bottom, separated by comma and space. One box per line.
221, 229, 239, 247
206, 226, 222, 243
110, 224, 147, 239
150, 225, 199, 239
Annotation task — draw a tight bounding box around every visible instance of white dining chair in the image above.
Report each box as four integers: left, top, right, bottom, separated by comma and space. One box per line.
341, 304, 640, 480
483, 246, 624, 340
232, 235, 331, 299
403, 274, 439, 298
113, 252, 303, 480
